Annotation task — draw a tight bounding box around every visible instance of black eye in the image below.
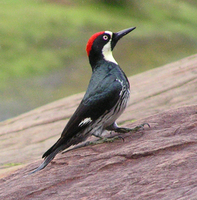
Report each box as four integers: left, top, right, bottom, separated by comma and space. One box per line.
103, 35, 108, 40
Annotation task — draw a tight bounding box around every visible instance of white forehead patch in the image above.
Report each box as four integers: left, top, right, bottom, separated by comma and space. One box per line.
105, 31, 113, 36
78, 117, 92, 127
102, 31, 118, 64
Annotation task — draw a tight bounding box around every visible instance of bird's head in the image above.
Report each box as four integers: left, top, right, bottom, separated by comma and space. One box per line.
86, 27, 136, 68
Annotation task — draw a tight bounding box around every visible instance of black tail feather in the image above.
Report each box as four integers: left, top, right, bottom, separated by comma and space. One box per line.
28, 146, 63, 175
42, 138, 62, 159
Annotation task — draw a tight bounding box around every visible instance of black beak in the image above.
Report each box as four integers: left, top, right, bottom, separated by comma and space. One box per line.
111, 27, 136, 50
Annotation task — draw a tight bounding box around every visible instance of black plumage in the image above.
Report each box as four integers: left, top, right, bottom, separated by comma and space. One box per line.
30, 27, 136, 174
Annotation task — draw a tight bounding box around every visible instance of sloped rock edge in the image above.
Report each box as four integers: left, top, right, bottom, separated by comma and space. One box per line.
0, 105, 197, 200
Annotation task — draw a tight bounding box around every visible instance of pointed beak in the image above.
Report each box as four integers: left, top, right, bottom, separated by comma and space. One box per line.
111, 27, 136, 50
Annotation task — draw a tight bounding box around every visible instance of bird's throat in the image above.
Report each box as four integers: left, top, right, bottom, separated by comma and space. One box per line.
102, 39, 118, 64
102, 50, 118, 64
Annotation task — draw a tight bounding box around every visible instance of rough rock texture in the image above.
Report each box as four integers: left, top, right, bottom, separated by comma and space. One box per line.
0, 54, 197, 199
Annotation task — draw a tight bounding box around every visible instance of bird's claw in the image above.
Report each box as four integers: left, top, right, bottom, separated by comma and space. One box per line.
88, 135, 124, 145
133, 123, 150, 131
114, 123, 150, 133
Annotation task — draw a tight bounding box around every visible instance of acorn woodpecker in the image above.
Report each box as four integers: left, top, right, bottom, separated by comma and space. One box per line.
30, 27, 139, 174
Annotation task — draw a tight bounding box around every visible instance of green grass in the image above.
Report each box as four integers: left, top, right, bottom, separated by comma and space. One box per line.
1, 0, 136, 82
0, 0, 197, 120
3, 162, 22, 168
1, 0, 197, 84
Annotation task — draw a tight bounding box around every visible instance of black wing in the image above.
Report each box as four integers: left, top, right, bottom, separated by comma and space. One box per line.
43, 75, 122, 158
29, 75, 123, 174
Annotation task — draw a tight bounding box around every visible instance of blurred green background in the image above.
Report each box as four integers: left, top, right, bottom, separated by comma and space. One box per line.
1, 0, 197, 121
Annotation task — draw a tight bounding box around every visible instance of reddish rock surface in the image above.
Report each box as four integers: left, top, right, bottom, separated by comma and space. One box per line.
0, 54, 197, 199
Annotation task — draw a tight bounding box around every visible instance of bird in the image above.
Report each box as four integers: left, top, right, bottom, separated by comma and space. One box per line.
30, 27, 144, 174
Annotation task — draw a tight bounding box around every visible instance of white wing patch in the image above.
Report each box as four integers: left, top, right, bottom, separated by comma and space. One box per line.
78, 117, 92, 127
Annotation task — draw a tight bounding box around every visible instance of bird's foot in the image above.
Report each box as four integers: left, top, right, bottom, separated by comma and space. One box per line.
114, 123, 150, 133
88, 135, 124, 145
61, 123, 150, 153
62, 136, 124, 154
